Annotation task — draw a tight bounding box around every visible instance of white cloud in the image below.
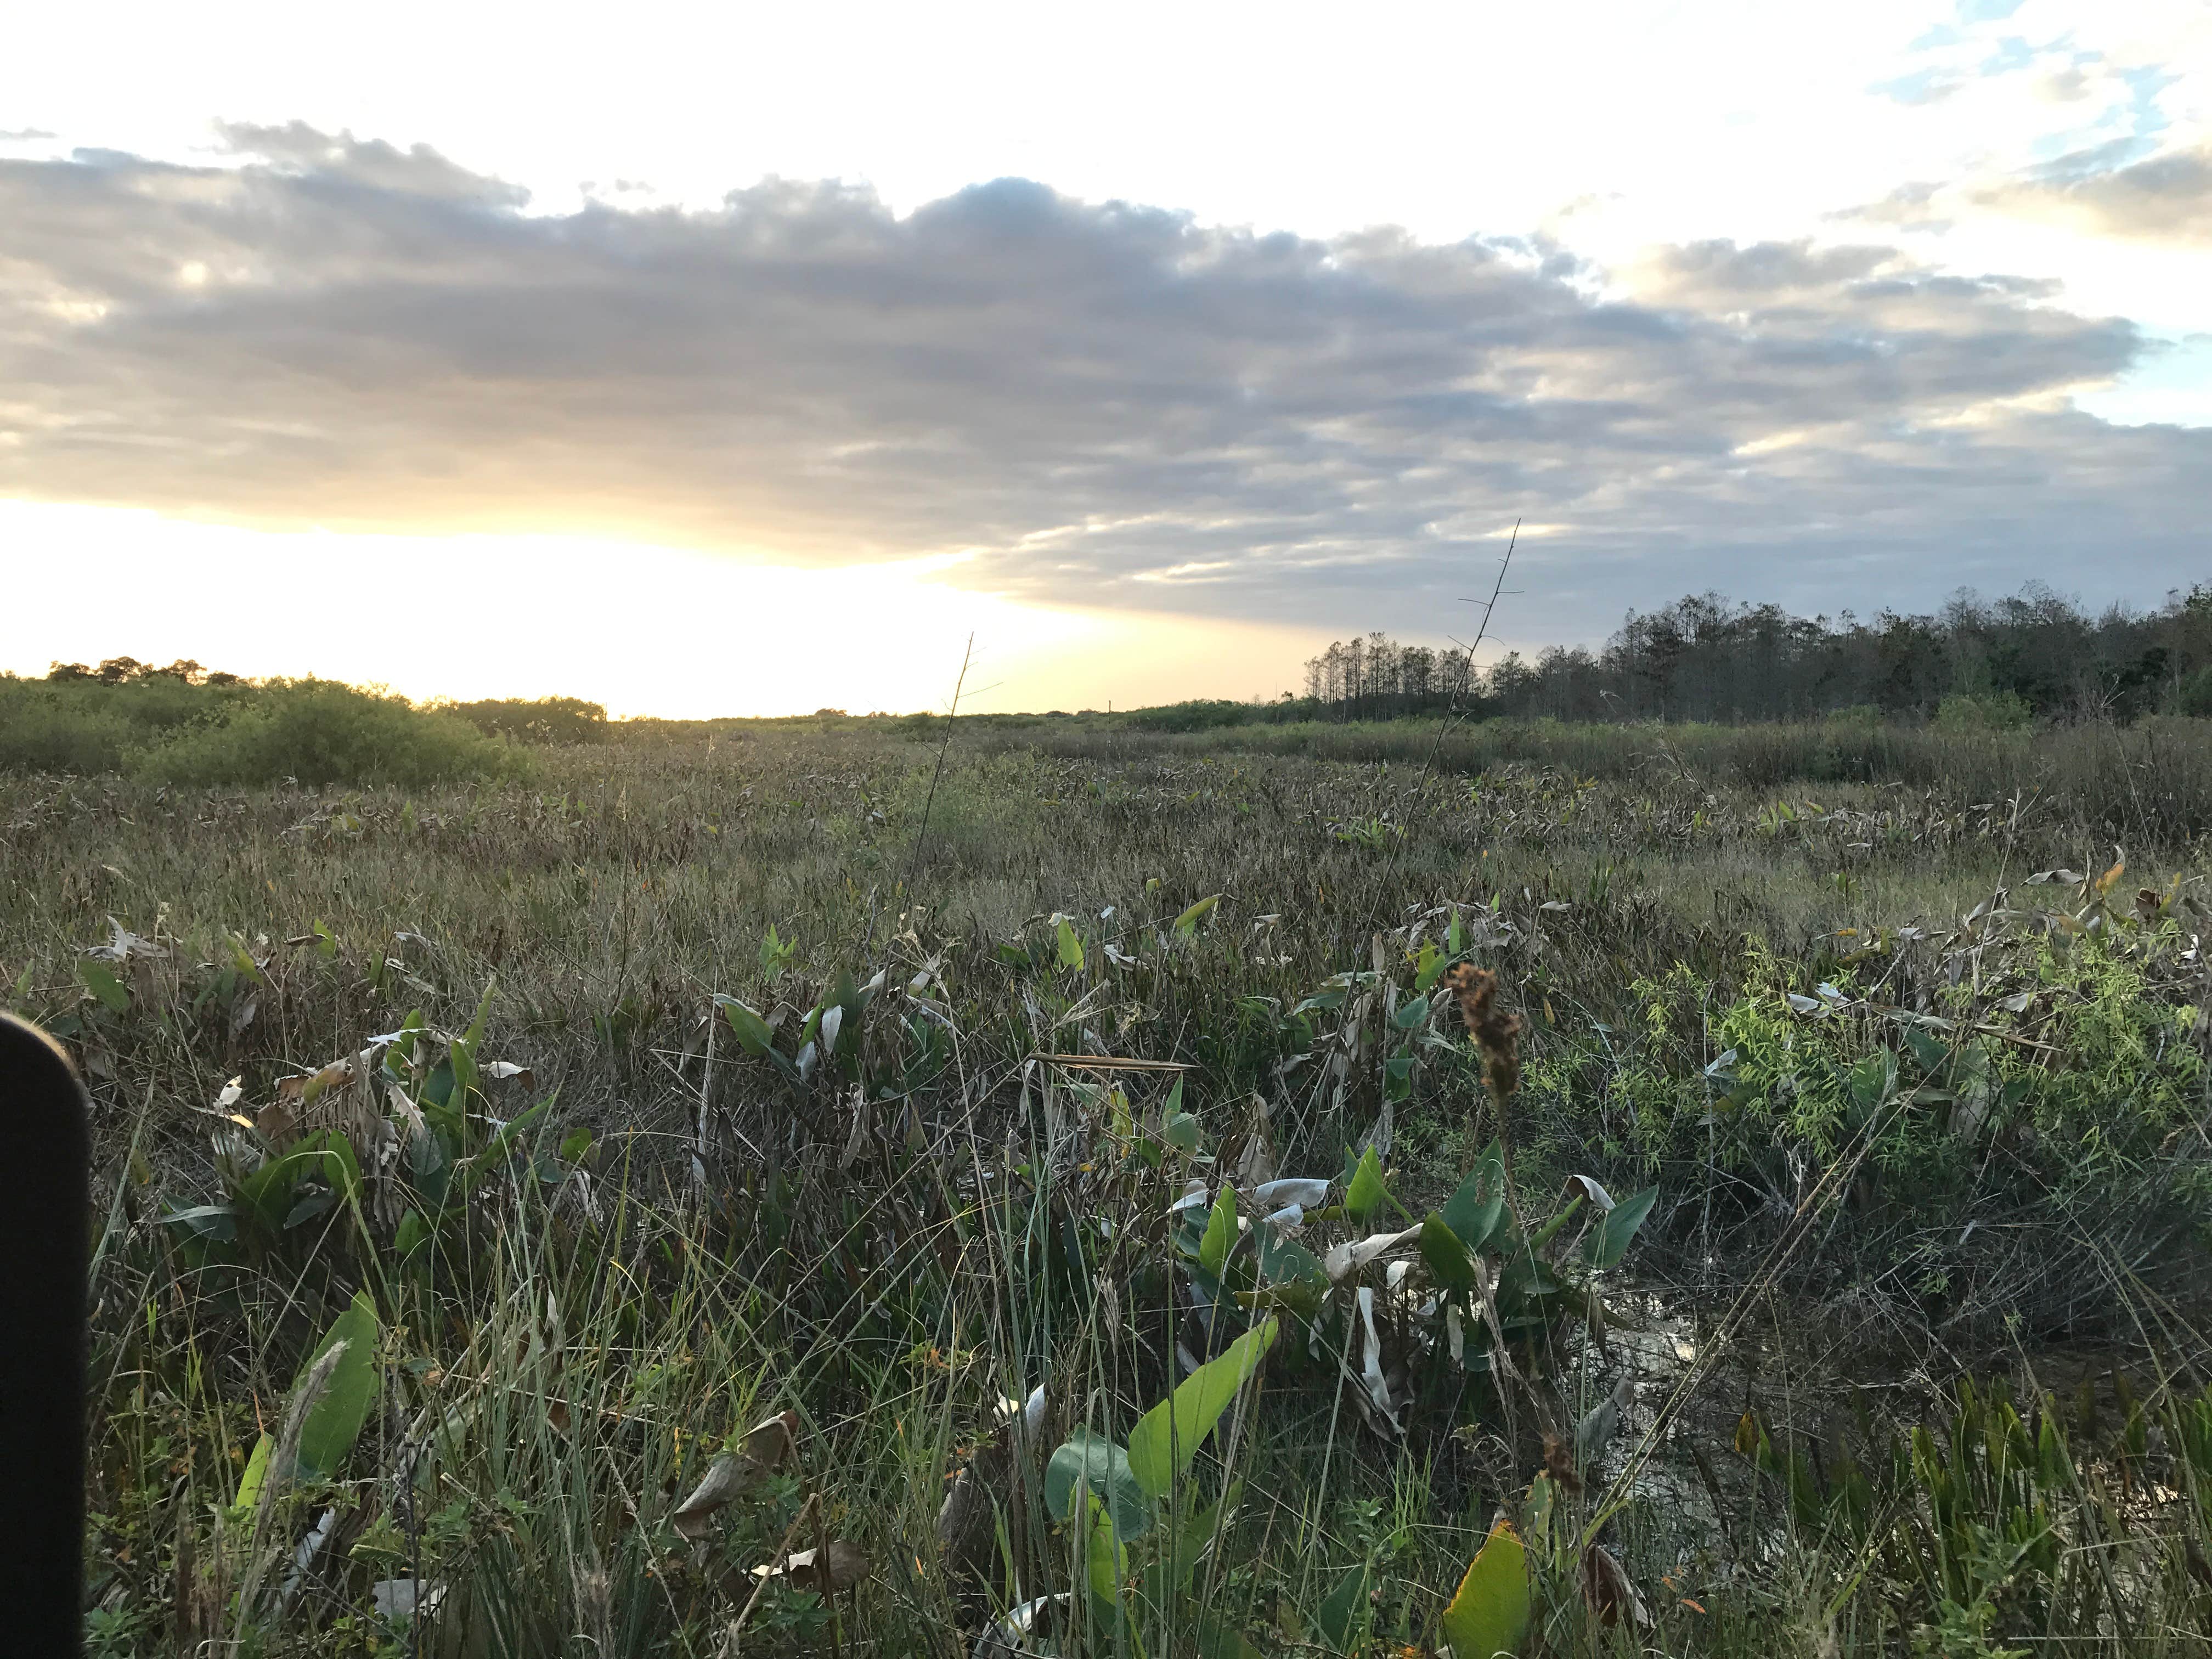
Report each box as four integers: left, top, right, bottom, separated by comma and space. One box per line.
0, 130, 2202, 649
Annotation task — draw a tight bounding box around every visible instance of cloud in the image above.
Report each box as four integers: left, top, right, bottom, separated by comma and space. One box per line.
0, 127, 2203, 642
1979, 139, 2212, 245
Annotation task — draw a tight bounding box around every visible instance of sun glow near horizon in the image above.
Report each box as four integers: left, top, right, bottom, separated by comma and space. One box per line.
0, 501, 1321, 718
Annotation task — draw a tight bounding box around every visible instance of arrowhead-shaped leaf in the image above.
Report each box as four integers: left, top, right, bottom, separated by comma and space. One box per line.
1126, 1319, 1277, 1498
1442, 1520, 1530, 1658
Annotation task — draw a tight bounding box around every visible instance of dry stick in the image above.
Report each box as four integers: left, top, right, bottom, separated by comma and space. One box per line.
893, 634, 976, 929
234, 1340, 347, 1638
729, 1492, 822, 1643
400, 1437, 426, 1659
1312, 527, 1522, 1153
1362, 520, 1519, 894
1580, 1094, 1909, 1554
695, 994, 717, 1189
814, 1491, 845, 1659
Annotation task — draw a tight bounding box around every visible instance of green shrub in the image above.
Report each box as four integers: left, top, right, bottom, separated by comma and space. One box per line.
129, 680, 513, 788
448, 695, 608, 744
2181, 664, 2212, 718
0, 682, 136, 773
1933, 690, 2033, 731
3, 671, 515, 785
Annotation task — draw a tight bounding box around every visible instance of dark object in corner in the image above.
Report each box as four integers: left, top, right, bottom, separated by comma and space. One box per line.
0, 1013, 89, 1657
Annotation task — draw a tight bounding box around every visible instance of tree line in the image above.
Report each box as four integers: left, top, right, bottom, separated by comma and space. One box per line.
36, 659, 607, 742
1300, 584, 2212, 725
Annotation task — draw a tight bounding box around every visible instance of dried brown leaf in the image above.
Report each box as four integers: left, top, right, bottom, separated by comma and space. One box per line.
752, 1540, 869, 1594
1581, 1543, 1650, 1629
670, 1412, 801, 1541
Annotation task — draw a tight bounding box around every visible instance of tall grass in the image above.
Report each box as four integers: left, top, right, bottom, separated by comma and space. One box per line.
9, 727, 2208, 1655
1012, 714, 2212, 844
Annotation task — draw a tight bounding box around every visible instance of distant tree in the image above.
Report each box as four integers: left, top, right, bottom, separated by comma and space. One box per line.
1298, 580, 2210, 726
46, 662, 93, 682
96, 657, 146, 684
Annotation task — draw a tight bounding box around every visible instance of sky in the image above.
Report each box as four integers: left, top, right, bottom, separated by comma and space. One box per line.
1, 0, 2208, 715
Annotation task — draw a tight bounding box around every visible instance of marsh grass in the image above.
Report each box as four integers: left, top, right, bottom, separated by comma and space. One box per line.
9, 723, 2210, 1655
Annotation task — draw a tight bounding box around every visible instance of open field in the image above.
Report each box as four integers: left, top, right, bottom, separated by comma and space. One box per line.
7, 716, 2212, 1656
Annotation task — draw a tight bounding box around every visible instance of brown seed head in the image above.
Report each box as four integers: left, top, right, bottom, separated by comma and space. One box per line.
1444, 964, 1522, 1100
1541, 1431, 1582, 1494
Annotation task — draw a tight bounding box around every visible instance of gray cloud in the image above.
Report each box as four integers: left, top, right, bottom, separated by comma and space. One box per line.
0, 127, 2203, 643
1984, 140, 2212, 246
1857, 140, 2212, 250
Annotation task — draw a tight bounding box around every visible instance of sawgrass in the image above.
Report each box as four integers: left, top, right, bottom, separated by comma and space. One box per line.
9, 722, 2210, 1656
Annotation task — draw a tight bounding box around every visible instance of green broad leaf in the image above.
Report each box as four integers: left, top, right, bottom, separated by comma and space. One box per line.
448, 1035, 478, 1121
1415, 940, 1445, 994
410, 1128, 453, 1211
1448, 910, 1465, 956
558, 1128, 594, 1163
1198, 1183, 1238, 1278
1085, 1493, 1126, 1603
1139, 1481, 1238, 1610
284, 1189, 337, 1229
1905, 1026, 1950, 1074
162, 1203, 238, 1243
379, 1011, 427, 1077
1045, 1428, 1153, 1540
1526, 1195, 1580, 1255
235, 1131, 362, 1242
1584, 1184, 1660, 1269
716, 996, 775, 1056
1442, 1520, 1531, 1658
1109, 1087, 1135, 1143
393, 1208, 432, 1262
1252, 1224, 1327, 1292
461, 980, 495, 1050
1126, 1319, 1277, 1499
1057, 917, 1086, 973
80, 959, 131, 1014
294, 1290, 381, 1482
1192, 1617, 1267, 1659
827, 967, 861, 1024
1173, 893, 1221, 936
1316, 1561, 1372, 1649
450, 1098, 554, 1206
1158, 1077, 1203, 1152
1393, 993, 1429, 1031
1438, 1141, 1508, 1252
234, 1432, 274, 1511
1846, 1049, 1897, 1111
421, 1055, 458, 1114
225, 933, 266, 985
1343, 1146, 1386, 1223
1419, 1214, 1478, 1293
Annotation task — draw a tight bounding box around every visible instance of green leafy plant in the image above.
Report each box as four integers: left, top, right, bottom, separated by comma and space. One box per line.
1044, 1322, 1279, 1650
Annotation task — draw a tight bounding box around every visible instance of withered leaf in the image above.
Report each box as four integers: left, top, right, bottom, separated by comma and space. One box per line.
752, 1539, 869, 1594
1581, 1543, 1651, 1629
670, 1411, 801, 1541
